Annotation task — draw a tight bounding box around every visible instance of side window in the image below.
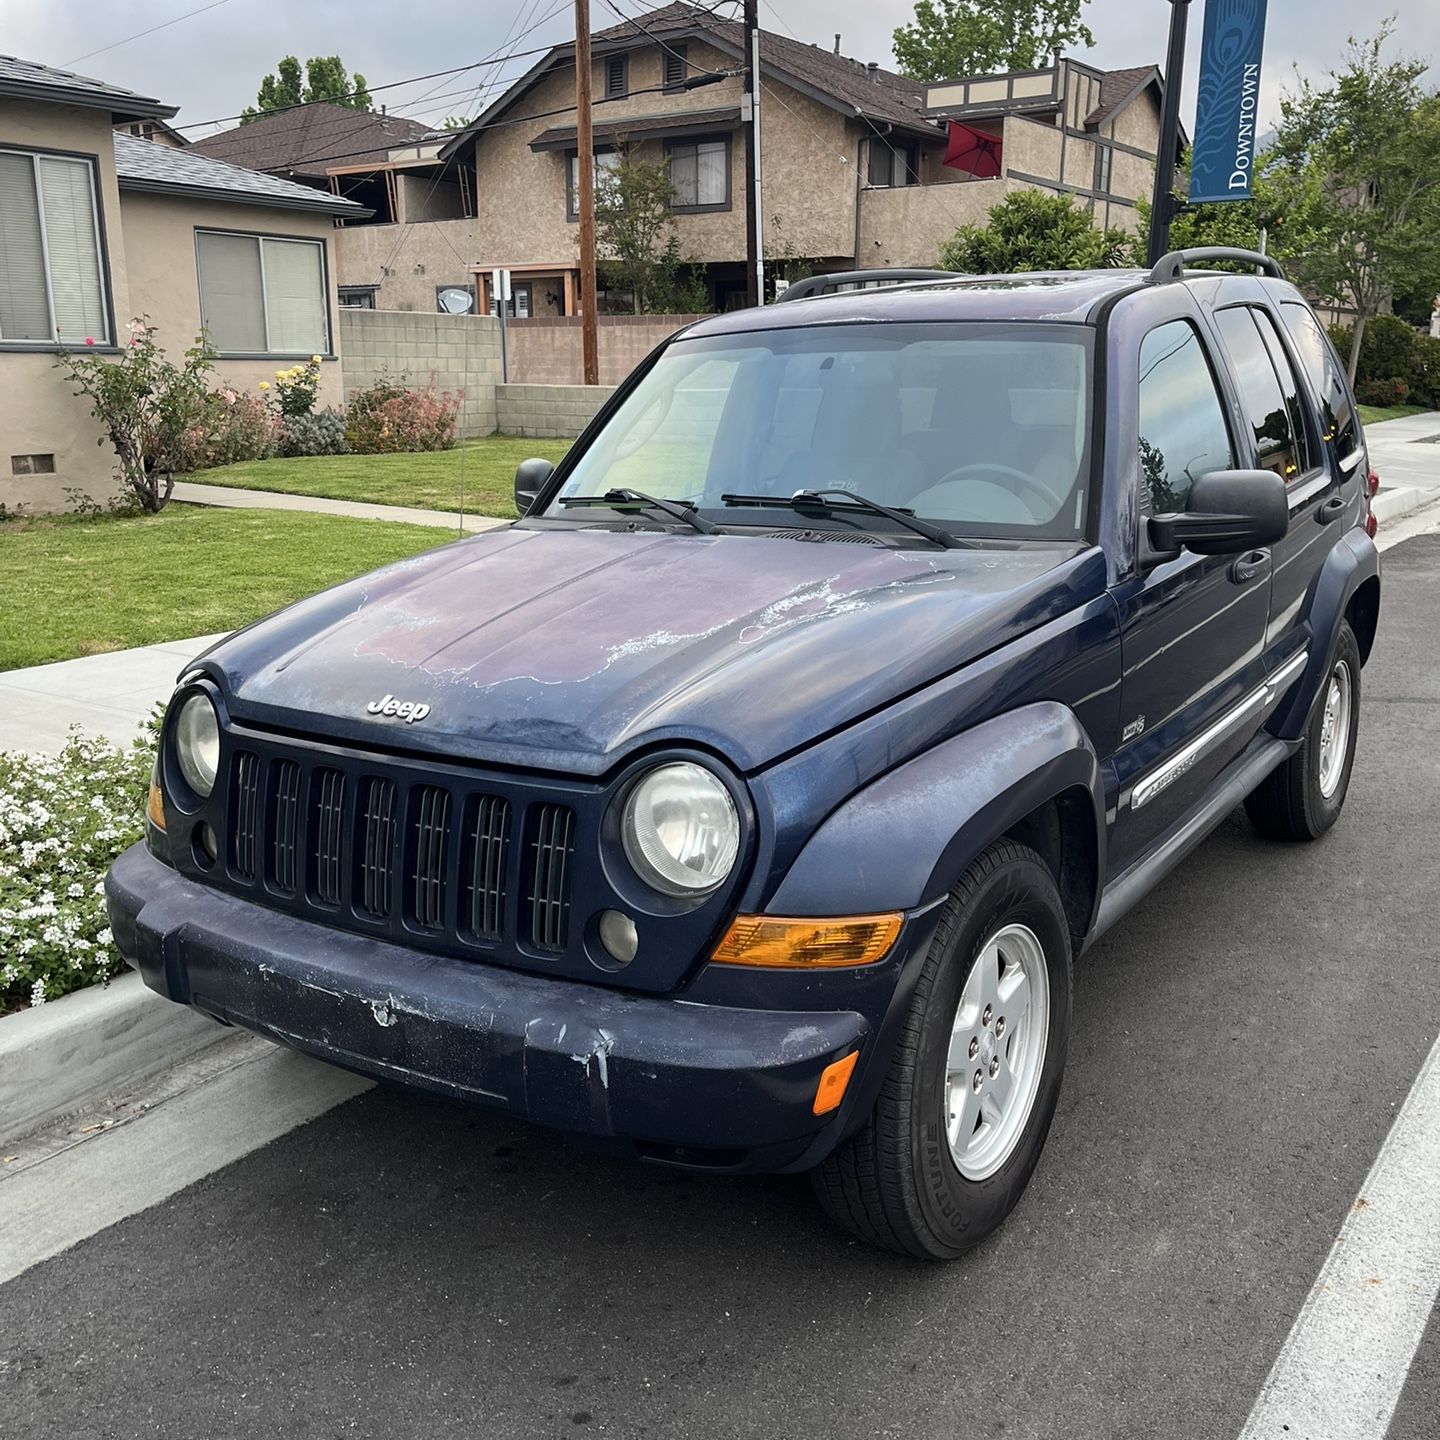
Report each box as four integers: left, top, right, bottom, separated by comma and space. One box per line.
1137, 320, 1235, 514
1279, 301, 1360, 460
1252, 309, 1315, 475
1214, 307, 1302, 480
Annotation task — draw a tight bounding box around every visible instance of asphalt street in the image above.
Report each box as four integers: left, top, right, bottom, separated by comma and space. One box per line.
3, 536, 1439, 1440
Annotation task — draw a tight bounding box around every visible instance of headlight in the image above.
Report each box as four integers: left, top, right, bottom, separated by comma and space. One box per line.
174, 692, 220, 798
622, 762, 739, 896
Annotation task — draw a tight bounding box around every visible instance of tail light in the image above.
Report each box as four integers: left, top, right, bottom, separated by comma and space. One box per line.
1366, 511, 1378, 539
1368, 468, 1381, 499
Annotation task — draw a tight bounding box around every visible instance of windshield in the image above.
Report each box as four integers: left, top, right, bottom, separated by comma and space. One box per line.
549, 322, 1094, 540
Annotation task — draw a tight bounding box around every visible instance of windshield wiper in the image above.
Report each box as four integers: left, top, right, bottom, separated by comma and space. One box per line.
719, 489, 965, 549
558, 488, 718, 535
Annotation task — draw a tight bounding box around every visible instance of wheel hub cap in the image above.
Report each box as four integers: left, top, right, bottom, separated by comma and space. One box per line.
944, 921, 1050, 1181
1318, 659, 1352, 800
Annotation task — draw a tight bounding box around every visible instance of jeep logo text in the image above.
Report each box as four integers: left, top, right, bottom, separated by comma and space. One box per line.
365, 695, 431, 724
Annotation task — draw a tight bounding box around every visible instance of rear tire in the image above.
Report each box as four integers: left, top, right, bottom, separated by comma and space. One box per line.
1245, 622, 1361, 842
812, 840, 1072, 1259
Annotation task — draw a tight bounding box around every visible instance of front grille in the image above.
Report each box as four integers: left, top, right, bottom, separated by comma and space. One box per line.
223, 745, 576, 964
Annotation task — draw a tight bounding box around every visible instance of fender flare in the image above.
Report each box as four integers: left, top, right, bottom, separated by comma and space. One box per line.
765, 701, 1105, 928
1271, 527, 1380, 739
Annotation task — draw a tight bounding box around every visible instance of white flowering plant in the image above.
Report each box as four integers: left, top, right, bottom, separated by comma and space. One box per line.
0, 716, 159, 1010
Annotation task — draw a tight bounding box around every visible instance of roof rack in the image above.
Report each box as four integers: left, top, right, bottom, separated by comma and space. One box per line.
773, 268, 962, 303
1148, 247, 1285, 283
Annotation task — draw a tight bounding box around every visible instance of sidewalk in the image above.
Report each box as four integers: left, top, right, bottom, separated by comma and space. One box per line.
170, 481, 510, 533
0, 633, 224, 755
1365, 410, 1440, 520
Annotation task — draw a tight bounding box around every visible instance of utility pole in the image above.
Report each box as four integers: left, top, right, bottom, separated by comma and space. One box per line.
574, 0, 599, 384
742, 0, 763, 307
1146, 0, 1191, 266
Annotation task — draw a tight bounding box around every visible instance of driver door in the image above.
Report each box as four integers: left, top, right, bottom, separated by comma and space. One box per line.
1109, 314, 1272, 870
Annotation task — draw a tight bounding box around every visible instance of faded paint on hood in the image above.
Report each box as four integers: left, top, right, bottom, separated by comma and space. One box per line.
194, 526, 1105, 775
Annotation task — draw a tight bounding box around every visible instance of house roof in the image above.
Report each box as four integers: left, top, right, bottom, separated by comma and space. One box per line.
1084, 65, 1160, 130
191, 102, 435, 180
529, 104, 743, 151
438, 0, 939, 162
0, 54, 177, 122
113, 131, 370, 216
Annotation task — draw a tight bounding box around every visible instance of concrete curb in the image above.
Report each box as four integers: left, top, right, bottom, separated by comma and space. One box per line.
0, 971, 227, 1146
1373, 486, 1424, 526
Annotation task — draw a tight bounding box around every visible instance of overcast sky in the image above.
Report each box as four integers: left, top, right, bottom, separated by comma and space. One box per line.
3, 0, 1436, 142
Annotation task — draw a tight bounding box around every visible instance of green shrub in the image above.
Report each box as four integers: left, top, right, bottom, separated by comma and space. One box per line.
275, 407, 349, 457
0, 722, 157, 1009
1331, 315, 1438, 406
1354, 375, 1411, 407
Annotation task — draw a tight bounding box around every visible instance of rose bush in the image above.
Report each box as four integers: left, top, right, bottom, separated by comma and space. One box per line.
0, 720, 158, 1010
345, 372, 462, 454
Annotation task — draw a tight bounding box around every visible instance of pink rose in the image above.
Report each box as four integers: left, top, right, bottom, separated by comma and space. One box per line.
84, 337, 95, 346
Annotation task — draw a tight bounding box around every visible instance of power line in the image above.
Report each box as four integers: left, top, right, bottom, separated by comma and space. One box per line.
64, 0, 231, 67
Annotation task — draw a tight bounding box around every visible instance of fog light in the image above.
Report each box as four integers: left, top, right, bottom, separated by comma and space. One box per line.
195, 822, 218, 867
598, 909, 638, 965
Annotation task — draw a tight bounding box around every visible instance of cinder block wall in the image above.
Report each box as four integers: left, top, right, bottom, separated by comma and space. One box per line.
339, 310, 503, 437
505, 315, 704, 386
495, 383, 617, 438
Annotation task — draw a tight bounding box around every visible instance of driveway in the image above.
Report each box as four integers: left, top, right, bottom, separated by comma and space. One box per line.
2, 538, 1438, 1440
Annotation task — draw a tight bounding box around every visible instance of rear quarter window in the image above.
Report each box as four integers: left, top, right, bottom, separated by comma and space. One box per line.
1279, 302, 1361, 460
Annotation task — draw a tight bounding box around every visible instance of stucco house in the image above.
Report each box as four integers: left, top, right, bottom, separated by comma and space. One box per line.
1, 55, 365, 512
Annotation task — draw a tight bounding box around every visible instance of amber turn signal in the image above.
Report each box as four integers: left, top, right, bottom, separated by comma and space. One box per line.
710, 913, 902, 969
146, 777, 167, 832
813, 1050, 860, 1115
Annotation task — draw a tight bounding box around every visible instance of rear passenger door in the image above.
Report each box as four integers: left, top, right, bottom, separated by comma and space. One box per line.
1209, 302, 1346, 651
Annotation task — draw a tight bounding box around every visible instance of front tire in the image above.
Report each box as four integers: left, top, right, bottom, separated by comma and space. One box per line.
1245, 622, 1361, 842
812, 840, 1072, 1259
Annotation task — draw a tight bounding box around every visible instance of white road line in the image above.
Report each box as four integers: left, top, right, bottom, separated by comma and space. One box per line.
0, 1038, 370, 1287
1238, 1032, 1440, 1440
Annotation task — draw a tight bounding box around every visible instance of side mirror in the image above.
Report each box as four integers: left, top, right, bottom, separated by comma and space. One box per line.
514, 457, 555, 517
1147, 468, 1288, 558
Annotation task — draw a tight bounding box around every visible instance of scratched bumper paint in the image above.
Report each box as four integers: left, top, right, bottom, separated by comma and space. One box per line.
106, 845, 870, 1168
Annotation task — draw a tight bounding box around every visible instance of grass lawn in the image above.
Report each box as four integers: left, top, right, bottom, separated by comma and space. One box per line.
1358, 403, 1428, 425
0, 507, 448, 671
186, 434, 573, 517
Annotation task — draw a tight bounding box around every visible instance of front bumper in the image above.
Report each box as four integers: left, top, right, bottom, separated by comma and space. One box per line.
105, 845, 884, 1172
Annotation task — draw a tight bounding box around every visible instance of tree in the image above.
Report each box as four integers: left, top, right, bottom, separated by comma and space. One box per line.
1270, 24, 1440, 383
893, 0, 1094, 83
939, 189, 1130, 273
591, 149, 708, 313
241, 55, 372, 122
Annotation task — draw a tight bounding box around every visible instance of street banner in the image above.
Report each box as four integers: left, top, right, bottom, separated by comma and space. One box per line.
1189, 0, 1268, 202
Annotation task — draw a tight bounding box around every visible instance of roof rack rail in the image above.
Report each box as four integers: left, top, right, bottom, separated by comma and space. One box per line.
1148, 247, 1285, 283
773, 268, 962, 303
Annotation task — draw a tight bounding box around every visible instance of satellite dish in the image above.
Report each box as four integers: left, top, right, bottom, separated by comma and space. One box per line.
437, 286, 474, 315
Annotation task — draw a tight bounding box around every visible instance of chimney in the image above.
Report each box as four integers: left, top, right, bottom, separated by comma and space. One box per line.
834, 34, 841, 55
867, 61, 879, 82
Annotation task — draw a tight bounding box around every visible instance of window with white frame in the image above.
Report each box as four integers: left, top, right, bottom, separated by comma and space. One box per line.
0, 148, 109, 346
567, 149, 621, 217
668, 138, 728, 210
195, 229, 329, 355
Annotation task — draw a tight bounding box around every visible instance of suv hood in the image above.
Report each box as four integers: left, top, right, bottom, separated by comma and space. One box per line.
197, 527, 1103, 775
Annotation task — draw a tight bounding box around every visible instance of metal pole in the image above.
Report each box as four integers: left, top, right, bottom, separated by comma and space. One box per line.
743, 0, 763, 306
1146, 0, 1191, 267
575, 0, 599, 384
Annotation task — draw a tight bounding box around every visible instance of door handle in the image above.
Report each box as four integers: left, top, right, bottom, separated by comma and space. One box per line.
1317, 495, 1346, 525
1230, 549, 1271, 583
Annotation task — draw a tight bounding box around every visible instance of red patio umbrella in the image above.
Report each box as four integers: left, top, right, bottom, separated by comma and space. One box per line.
943, 121, 1003, 179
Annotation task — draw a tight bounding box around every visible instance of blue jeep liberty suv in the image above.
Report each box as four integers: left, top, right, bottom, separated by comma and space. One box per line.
107, 250, 1381, 1258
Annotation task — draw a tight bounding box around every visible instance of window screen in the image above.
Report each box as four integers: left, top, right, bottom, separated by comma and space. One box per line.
1280, 301, 1360, 460
1137, 320, 1234, 513
196, 231, 328, 355
0, 149, 107, 345
1214, 307, 1303, 480
669, 139, 727, 208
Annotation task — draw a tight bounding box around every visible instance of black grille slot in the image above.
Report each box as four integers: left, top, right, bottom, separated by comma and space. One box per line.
463, 795, 510, 942
359, 777, 398, 918
232, 750, 259, 881
408, 784, 452, 930
527, 803, 575, 953
270, 759, 302, 895
310, 768, 346, 906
